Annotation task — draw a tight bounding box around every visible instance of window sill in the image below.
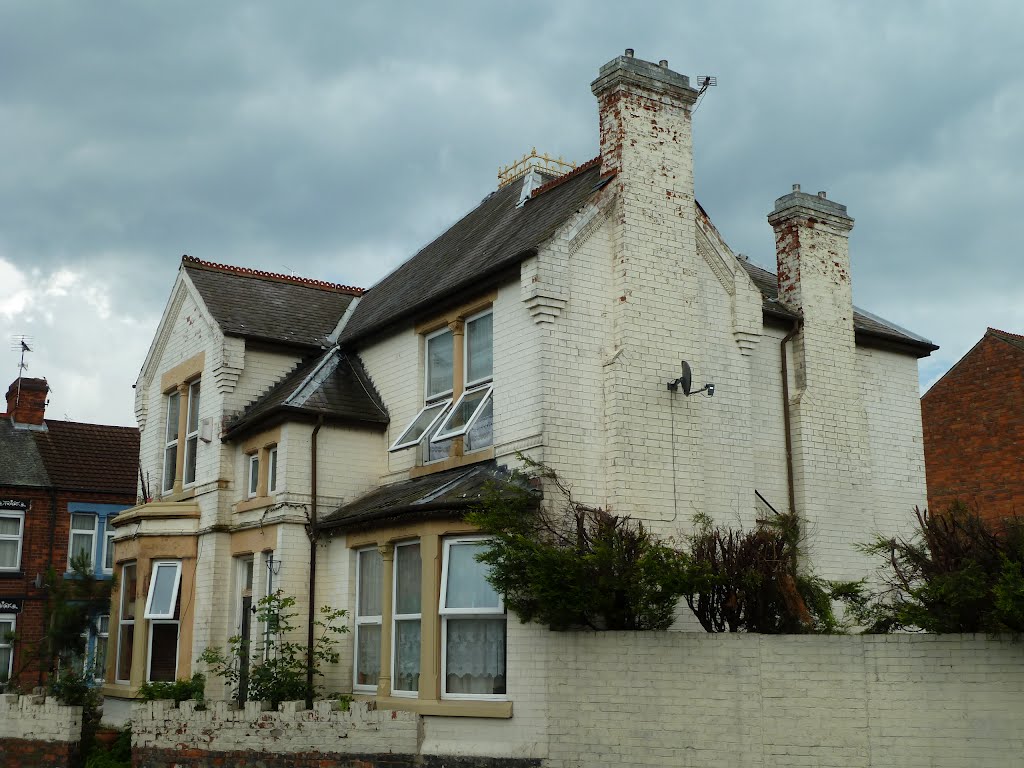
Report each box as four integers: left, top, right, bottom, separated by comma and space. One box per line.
409, 447, 495, 479
364, 695, 512, 719
235, 495, 276, 514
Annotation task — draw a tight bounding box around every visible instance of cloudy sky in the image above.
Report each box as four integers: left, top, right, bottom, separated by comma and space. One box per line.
1, 1, 1021, 426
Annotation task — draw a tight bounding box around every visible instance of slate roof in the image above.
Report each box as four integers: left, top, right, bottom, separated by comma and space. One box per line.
320, 461, 523, 532
738, 259, 937, 356
223, 348, 388, 441
340, 161, 606, 344
183, 257, 363, 349
0, 417, 139, 493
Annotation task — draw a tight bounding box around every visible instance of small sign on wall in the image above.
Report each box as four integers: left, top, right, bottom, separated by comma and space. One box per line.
0, 499, 29, 512
0, 598, 24, 613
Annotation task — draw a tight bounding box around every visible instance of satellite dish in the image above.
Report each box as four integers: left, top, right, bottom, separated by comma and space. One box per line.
679, 361, 692, 396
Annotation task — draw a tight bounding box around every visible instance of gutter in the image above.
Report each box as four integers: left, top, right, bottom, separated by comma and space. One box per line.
780, 320, 802, 518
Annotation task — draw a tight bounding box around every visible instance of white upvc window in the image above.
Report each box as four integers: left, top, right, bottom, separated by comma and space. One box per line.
183, 380, 201, 486
267, 446, 278, 493
116, 562, 137, 683
425, 326, 455, 401
162, 390, 180, 492
391, 541, 421, 697
0, 512, 25, 571
144, 560, 182, 620
440, 536, 506, 699
0, 614, 15, 682
247, 453, 260, 498
463, 309, 493, 388
145, 560, 182, 682
68, 513, 98, 570
354, 547, 382, 693
94, 615, 109, 682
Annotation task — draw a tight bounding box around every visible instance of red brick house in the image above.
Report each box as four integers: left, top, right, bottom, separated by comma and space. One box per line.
922, 328, 1024, 523
0, 376, 139, 688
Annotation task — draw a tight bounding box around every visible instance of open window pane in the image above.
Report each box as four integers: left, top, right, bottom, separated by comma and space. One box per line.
144, 561, 182, 619
445, 618, 506, 695
426, 330, 454, 399
465, 312, 493, 385
444, 541, 501, 610
432, 386, 493, 442
389, 400, 450, 451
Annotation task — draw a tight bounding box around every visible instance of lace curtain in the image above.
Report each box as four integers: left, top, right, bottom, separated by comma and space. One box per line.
445, 618, 505, 694
356, 624, 380, 686
394, 620, 420, 691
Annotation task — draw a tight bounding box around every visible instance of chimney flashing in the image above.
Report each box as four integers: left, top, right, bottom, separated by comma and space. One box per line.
591, 55, 698, 104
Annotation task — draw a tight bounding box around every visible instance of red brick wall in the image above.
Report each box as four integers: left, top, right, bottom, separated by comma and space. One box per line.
0, 487, 134, 687
922, 333, 1024, 523
0, 737, 79, 768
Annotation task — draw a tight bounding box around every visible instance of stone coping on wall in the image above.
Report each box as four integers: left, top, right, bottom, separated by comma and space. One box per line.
0, 693, 83, 743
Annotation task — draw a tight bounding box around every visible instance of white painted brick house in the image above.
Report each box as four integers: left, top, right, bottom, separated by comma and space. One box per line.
110, 51, 936, 757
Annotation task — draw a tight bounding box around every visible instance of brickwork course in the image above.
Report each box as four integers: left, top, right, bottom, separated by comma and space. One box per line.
0, 377, 138, 688
922, 327, 1024, 522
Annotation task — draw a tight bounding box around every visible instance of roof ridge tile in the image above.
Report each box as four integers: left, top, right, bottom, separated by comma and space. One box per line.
530, 156, 603, 200
182, 255, 364, 295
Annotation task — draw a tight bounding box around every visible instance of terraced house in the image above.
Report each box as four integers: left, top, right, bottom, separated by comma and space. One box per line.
107, 52, 936, 755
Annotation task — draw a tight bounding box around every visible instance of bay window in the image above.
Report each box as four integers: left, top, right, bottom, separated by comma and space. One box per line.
0, 512, 24, 571
354, 547, 382, 692
351, 532, 507, 708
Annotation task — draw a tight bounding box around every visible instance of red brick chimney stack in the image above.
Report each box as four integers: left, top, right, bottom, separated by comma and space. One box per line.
4, 377, 49, 425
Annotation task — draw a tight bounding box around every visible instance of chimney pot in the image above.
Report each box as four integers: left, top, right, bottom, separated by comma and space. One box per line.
659, 59, 669, 68
818, 191, 827, 198
624, 48, 634, 57
792, 183, 801, 192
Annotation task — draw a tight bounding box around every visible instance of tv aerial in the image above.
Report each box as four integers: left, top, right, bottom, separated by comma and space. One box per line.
693, 75, 717, 111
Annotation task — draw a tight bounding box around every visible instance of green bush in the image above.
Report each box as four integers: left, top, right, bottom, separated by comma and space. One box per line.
84, 725, 131, 768
201, 591, 348, 707
858, 503, 1024, 633
467, 457, 689, 631
139, 673, 205, 703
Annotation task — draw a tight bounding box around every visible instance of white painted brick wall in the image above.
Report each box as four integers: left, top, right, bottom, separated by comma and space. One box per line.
133, 699, 417, 756
0, 694, 82, 743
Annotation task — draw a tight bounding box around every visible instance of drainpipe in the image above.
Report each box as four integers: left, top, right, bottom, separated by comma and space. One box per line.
780, 320, 802, 518
306, 414, 324, 709
40, 486, 58, 687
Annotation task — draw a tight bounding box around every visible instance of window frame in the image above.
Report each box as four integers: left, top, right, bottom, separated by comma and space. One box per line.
68, 512, 99, 571
183, 379, 201, 487
0, 511, 25, 572
353, 547, 383, 695
162, 390, 180, 493
0, 613, 15, 682
439, 535, 507, 702
247, 453, 260, 499
463, 309, 494, 390
103, 523, 115, 573
267, 446, 278, 494
390, 540, 422, 698
424, 326, 455, 402
144, 560, 182, 620
146, 619, 180, 683
94, 614, 109, 683
115, 561, 137, 684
